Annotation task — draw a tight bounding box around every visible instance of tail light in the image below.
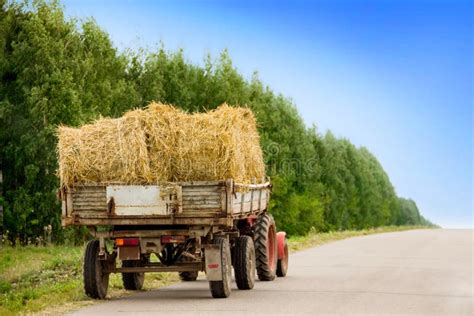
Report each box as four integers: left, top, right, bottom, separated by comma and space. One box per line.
115, 237, 140, 247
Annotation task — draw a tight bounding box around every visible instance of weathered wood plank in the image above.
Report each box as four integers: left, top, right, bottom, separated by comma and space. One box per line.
76, 210, 107, 216
182, 191, 222, 197
233, 182, 270, 190
72, 197, 107, 203
74, 188, 106, 193
182, 188, 224, 194
182, 199, 221, 206
183, 205, 222, 211
73, 191, 106, 196
73, 204, 107, 210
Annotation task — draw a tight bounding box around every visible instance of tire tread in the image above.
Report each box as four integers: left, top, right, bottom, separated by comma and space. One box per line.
209, 237, 232, 298
83, 240, 108, 299
254, 214, 277, 281
122, 260, 144, 290
234, 236, 255, 290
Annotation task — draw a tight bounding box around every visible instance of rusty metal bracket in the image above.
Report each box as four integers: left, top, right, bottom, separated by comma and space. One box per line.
107, 197, 115, 215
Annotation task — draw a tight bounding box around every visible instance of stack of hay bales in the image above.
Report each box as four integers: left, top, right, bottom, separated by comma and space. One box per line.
57, 102, 265, 188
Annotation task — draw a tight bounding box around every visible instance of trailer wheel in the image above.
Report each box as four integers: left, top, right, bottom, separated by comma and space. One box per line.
209, 237, 232, 298
255, 213, 277, 281
83, 240, 109, 299
122, 260, 145, 290
277, 239, 289, 277
179, 271, 198, 281
234, 236, 256, 290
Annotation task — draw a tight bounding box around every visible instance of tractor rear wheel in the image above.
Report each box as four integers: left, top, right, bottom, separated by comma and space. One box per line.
254, 213, 277, 281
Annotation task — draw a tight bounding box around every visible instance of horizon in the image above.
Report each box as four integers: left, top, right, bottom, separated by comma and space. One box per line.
62, 0, 473, 228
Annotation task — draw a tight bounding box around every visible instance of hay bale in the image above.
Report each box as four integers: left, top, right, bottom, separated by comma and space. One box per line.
57, 112, 153, 186
57, 102, 265, 188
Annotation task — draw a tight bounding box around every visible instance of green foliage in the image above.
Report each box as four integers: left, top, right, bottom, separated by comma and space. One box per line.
0, 0, 433, 243
0, 0, 138, 243
397, 198, 421, 225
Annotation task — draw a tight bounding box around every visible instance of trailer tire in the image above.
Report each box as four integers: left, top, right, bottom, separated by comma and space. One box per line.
122, 260, 145, 290
234, 236, 255, 290
209, 237, 232, 298
254, 213, 277, 281
179, 271, 198, 281
83, 240, 109, 299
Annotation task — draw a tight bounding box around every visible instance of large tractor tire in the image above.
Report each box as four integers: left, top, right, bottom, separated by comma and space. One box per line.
179, 271, 199, 281
234, 235, 256, 290
122, 260, 145, 290
83, 240, 110, 299
209, 237, 232, 298
254, 213, 277, 281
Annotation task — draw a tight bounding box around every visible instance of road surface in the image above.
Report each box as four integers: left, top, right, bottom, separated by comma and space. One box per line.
71, 229, 473, 315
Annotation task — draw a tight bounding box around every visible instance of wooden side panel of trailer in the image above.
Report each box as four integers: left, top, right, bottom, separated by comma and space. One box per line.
62, 180, 270, 227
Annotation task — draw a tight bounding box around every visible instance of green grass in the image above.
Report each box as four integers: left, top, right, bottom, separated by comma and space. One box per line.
0, 245, 178, 315
288, 225, 431, 252
0, 225, 429, 315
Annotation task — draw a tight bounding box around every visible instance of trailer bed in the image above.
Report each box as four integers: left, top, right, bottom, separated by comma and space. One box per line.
61, 179, 270, 227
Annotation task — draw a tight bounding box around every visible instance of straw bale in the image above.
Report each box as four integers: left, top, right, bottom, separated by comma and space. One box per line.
57, 102, 265, 188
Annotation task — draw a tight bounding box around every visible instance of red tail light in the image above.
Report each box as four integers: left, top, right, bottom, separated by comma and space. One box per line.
161, 235, 186, 244
115, 238, 140, 247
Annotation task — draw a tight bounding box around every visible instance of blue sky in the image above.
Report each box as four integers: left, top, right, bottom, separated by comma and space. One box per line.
63, 0, 473, 228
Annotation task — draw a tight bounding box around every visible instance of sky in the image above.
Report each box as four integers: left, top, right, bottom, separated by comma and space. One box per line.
62, 0, 473, 228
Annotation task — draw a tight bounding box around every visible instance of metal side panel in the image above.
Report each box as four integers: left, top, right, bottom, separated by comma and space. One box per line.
205, 244, 223, 281
106, 185, 177, 216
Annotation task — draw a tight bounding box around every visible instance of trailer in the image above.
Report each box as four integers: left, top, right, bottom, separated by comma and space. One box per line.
60, 179, 289, 298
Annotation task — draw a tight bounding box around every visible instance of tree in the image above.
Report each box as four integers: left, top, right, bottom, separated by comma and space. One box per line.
0, 0, 138, 243
0, 0, 433, 243
397, 198, 421, 225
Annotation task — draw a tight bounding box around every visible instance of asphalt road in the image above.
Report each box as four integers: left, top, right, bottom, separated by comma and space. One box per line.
71, 229, 473, 315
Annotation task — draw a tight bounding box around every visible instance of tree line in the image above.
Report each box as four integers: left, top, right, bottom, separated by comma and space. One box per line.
0, 1, 434, 244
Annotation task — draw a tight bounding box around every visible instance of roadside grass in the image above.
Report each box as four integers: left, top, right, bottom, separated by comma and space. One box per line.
288, 225, 431, 252
0, 245, 178, 315
0, 225, 430, 315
